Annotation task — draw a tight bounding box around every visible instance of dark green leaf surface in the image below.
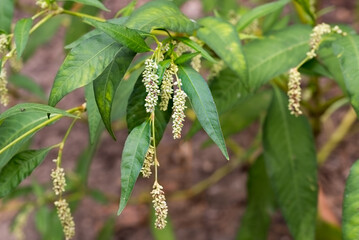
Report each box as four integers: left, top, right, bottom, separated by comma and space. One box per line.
343, 160, 359, 240
118, 120, 151, 215
9, 74, 46, 100
0, 0, 14, 33
85, 19, 151, 52
14, 18, 33, 59
198, 17, 248, 87
125, 0, 199, 34
63, 0, 109, 11
237, 156, 274, 240
126, 76, 172, 145
333, 34, 359, 116
178, 65, 228, 160
49, 34, 123, 106
85, 84, 103, 144
93, 47, 135, 139
263, 87, 318, 240
0, 147, 52, 198
236, 0, 290, 31
244, 25, 311, 91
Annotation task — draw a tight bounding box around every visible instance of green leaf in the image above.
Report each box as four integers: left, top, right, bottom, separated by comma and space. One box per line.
9, 74, 46, 100
118, 120, 151, 215
125, 0, 199, 34
0, 103, 74, 121
0, 147, 52, 198
23, 16, 64, 61
293, 0, 316, 23
316, 219, 342, 240
126, 75, 172, 145
84, 19, 151, 53
93, 46, 135, 139
244, 25, 311, 91
197, 17, 248, 87
333, 34, 359, 116
178, 65, 228, 160
35, 207, 64, 240
111, 64, 144, 121
236, 0, 290, 31
85, 84, 103, 144
49, 34, 124, 106
0, 0, 14, 33
14, 18, 33, 59
263, 87, 318, 240
174, 52, 200, 65
175, 37, 216, 63
343, 160, 359, 240
237, 156, 274, 240
151, 208, 175, 240
63, 0, 109, 11
0, 105, 75, 171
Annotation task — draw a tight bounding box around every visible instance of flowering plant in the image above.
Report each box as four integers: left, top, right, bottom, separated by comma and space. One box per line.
0, 0, 359, 239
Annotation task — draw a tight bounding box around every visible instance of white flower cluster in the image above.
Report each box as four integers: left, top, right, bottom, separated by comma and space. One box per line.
0, 34, 8, 55
143, 59, 160, 113
54, 199, 75, 240
51, 167, 66, 195
151, 182, 168, 229
159, 63, 178, 111
172, 80, 187, 139
0, 68, 9, 106
288, 68, 302, 116
208, 60, 225, 80
307, 23, 346, 59
141, 145, 155, 178
36, 0, 49, 9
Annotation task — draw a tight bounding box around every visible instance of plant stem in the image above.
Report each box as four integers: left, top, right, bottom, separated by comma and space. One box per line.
61, 9, 105, 22
317, 107, 357, 164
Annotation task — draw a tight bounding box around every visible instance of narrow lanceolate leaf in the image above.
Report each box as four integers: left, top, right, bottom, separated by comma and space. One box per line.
0, 147, 53, 198
333, 34, 359, 117
178, 65, 229, 160
237, 156, 274, 240
49, 34, 123, 106
14, 18, 33, 59
174, 52, 200, 65
343, 160, 359, 240
0, 0, 14, 33
118, 120, 151, 215
93, 46, 135, 139
85, 84, 103, 144
126, 76, 172, 145
197, 17, 248, 88
236, 0, 290, 31
244, 25, 311, 91
84, 19, 151, 53
0, 103, 75, 122
0, 108, 75, 171
64, 0, 109, 11
263, 87, 318, 240
125, 0, 199, 34
175, 37, 216, 63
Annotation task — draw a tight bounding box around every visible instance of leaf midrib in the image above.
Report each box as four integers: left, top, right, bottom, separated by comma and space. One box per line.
276, 91, 306, 232
179, 66, 225, 153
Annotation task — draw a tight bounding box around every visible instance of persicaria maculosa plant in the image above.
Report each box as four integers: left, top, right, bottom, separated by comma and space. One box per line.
1, 0, 359, 239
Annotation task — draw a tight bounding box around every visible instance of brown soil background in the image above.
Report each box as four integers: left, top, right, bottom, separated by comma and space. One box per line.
0, 0, 359, 239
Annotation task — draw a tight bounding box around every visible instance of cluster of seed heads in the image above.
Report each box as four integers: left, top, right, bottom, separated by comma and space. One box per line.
143, 59, 160, 113
36, 0, 49, 9
51, 167, 66, 195
172, 87, 187, 139
141, 145, 155, 178
0, 68, 9, 106
159, 63, 177, 111
54, 199, 75, 240
288, 68, 302, 116
0, 34, 8, 55
151, 182, 168, 229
